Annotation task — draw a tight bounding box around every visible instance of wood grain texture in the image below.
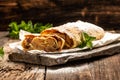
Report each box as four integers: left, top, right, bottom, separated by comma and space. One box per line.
0, 31, 120, 80
46, 62, 93, 80
45, 54, 120, 80
88, 53, 120, 80
0, 32, 45, 80
0, 0, 120, 30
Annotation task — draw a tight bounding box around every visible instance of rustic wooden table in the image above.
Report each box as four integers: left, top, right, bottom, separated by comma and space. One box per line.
0, 31, 120, 80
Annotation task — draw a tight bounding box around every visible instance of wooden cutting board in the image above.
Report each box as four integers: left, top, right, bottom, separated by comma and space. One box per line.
9, 42, 120, 66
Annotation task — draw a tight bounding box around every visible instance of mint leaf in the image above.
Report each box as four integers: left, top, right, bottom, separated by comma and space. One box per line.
9, 22, 19, 31
8, 20, 53, 39
78, 32, 96, 49
86, 41, 93, 49
0, 47, 4, 58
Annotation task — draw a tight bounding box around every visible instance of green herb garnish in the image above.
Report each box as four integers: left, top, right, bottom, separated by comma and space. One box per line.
0, 47, 4, 58
8, 20, 53, 38
78, 32, 96, 49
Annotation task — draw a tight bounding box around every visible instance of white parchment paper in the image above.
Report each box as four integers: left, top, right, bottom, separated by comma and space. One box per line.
9, 29, 120, 53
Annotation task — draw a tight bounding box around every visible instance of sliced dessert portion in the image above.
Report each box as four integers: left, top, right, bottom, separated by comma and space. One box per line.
22, 20, 105, 52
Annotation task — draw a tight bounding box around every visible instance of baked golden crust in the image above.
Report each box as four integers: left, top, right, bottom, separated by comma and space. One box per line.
22, 35, 36, 50
31, 35, 65, 52
21, 21, 105, 52
22, 34, 65, 52
75, 21, 105, 40
40, 26, 82, 49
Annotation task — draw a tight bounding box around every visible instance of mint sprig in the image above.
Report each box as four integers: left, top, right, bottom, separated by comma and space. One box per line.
8, 20, 53, 39
0, 47, 4, 58
78, 32, 96, 49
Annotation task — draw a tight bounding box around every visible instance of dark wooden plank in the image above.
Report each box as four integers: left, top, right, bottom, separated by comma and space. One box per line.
88, 53, 120, 80
45, 53, 120, 80
0, 32, 120, 80
0, 32, 45, 80
46, 61, 93, 80
1, 0, 120, 30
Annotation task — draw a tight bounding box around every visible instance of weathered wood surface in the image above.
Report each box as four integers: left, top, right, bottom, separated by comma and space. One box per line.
46, 53, 120, 80
0, 0, 120, 30
0, 32, 45, 80
0, 31, 120, 80
9, 41, 120, 66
